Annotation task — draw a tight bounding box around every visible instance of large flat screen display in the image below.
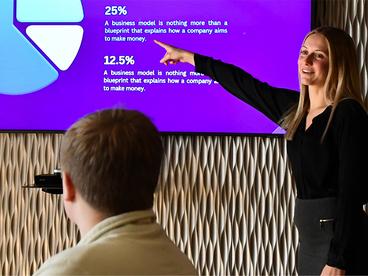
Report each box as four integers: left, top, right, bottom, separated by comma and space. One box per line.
0, 0, 310, 133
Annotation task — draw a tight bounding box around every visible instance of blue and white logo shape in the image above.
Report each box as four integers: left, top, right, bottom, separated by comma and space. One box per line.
0, 0, 84, 95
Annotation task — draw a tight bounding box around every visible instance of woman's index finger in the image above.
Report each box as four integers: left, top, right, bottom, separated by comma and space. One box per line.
154, 40, 171, 50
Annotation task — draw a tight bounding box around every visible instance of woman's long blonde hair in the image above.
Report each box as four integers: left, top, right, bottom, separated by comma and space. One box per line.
282, 26, 365, 141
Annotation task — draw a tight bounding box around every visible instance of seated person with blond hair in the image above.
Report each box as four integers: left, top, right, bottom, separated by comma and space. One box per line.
34, 109, 197, 275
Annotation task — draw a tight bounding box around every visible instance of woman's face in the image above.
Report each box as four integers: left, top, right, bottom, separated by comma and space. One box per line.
298, 33, 329, 89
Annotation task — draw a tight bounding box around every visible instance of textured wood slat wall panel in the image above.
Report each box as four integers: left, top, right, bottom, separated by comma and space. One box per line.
155, 136, 297, 275
1, 0, 367, 275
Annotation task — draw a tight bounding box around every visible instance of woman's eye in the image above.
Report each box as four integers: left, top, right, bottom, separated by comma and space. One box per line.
314, 53, 324, 59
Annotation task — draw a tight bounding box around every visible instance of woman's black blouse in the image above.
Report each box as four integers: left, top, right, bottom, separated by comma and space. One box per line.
194, 54, 368, 269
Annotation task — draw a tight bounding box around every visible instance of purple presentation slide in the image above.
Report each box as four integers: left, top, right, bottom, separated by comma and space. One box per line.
0, 0, 310, 133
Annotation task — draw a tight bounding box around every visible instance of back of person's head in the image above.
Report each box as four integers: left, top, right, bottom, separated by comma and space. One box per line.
60, 108, 163, 216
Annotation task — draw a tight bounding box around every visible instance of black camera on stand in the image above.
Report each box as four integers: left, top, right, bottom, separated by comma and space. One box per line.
23, 169, 63, 194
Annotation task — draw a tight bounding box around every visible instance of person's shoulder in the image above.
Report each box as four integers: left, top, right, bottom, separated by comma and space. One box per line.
334, 98, 367, 119
335, 98, 365, 112
33, 246, 87, 275
331, 98, 368, 136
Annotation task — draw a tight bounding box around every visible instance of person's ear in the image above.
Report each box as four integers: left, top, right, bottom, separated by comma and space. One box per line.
62, 171, 76, 202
